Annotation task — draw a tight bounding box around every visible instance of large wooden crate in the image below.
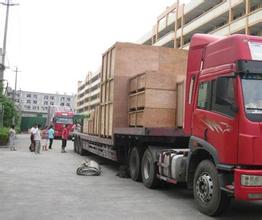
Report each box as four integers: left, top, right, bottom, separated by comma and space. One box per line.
99, 42, 187, 138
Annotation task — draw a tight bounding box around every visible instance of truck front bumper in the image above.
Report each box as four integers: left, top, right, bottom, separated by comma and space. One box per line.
234, 169, 262, 200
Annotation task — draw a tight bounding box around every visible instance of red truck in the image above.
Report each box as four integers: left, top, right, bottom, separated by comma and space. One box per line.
47, 106, 74, 138
73, 33, 262, 216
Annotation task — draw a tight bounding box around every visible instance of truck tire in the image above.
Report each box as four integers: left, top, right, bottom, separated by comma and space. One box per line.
141, 149, 160, 188
129, 147, 141, 181
193, 160, 230, 216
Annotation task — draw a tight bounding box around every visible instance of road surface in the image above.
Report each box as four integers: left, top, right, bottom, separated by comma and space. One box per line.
0, 134, 261, 220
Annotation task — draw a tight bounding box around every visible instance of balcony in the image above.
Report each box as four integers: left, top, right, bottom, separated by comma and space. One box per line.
153, 31, 175, 46
183, 0, 228, 36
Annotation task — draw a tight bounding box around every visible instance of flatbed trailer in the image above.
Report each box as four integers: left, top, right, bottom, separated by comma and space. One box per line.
73, 128, 189, 163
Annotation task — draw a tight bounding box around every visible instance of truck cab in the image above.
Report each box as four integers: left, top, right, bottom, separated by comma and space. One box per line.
184, 34, 262, 214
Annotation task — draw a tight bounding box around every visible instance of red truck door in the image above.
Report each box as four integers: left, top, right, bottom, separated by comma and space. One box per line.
192, 76, 239, 164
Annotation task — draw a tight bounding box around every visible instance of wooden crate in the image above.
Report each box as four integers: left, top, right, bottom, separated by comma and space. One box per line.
131, 89, 176, 110
136, 108, 176, 128
99, 42, 187, 138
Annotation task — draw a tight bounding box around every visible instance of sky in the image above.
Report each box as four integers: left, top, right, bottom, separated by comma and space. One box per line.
0, 0, 190, 95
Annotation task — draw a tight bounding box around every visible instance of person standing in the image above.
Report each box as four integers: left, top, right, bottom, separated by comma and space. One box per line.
9, 125, 16, 151
48, 125, 55, 149
33, 124, 41, 154
61, 124, 69, 153
41, 126, 49, 151
29, 124, 37, 152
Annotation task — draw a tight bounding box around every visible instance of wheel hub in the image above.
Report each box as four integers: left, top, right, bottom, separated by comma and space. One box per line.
196, 173, 214, 203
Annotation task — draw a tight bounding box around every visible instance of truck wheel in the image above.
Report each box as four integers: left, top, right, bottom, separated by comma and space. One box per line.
193, 160, 230, 216
141, 149, 160, 188
129, 147, 141, 181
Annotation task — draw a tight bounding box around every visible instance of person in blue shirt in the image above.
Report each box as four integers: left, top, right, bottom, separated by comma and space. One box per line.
48, 125, 55, 149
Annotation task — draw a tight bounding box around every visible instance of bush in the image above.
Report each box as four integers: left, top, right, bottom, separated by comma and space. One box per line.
0, 127, 9, 146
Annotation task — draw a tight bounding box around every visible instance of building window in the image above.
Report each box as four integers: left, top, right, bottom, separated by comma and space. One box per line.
33, 100, 37, 104
66, 103, 70, 107
44, 101, 48, 105
60, 97, 65, 101
67, 97, 71, 102
44, 95, 49, 100
33, 95, 37, 99
50, 96, 54, 100
60, 103, 64, 106
27, 100, 31, 104
50, 102, 54, 105
26, 94, 31, 98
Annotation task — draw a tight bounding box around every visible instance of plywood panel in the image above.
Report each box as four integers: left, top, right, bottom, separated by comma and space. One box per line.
129, 95, 137, 111
145, 89, 176, 109
136, 108, 176, 128
102, 55, 107, 82
100, 105, 105, 136
109, 80, 114, 102
137, 73, 146, 91
108, 104, 113, 136
145, 72, 177, 90
137, 92, 145, 109
128, 112, 136, 127
110, 48, 115, 79
129, 77, 137, 93
176, 81, 185, 128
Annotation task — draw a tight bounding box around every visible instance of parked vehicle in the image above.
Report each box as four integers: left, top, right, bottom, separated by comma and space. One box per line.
73, 34, 262, 216
47, 106, 74, 138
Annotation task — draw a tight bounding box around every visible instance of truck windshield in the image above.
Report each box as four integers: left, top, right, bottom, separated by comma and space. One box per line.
241, 74, 262, 121
54, 117, 73, 124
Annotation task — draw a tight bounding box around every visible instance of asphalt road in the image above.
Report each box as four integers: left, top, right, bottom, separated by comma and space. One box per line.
0, 134, 261, 220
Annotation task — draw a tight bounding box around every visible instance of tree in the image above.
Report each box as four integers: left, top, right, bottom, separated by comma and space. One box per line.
0, 94, 19, 127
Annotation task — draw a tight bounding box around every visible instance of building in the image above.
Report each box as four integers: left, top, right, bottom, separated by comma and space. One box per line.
137, 0, 262, 49
76, 69, 101, 114
6, 88, 75, 117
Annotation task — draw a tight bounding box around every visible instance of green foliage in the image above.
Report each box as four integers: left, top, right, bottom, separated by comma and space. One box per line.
0, 127, 9, 145
0, 94, 20, 128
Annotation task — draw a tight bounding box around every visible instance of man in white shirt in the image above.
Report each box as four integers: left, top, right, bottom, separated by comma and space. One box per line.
33, 124, 41, 154
29, 124, 37, 152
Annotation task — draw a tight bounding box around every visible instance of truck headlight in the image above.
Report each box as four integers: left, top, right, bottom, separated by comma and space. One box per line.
241, 174, 262, 186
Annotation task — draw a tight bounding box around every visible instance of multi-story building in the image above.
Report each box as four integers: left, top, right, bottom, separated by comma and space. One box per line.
137, 0, 262, 49
6, 88, 75, 117
76, 69, 101, 114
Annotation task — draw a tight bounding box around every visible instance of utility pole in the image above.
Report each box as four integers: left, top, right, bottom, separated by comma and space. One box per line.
12, 66, 20, 101
0, 0, 19, 92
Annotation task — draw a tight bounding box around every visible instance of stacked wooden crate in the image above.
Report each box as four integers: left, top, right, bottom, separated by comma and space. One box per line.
96, 42, 187, 138
128, 71, 177, 128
